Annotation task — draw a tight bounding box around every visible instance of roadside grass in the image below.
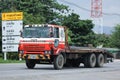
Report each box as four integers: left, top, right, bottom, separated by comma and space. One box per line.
0, 57, 25, 63
0, 53, 25, 63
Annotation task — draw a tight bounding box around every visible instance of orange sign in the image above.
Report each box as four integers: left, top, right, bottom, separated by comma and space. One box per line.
2, 12, 23, 20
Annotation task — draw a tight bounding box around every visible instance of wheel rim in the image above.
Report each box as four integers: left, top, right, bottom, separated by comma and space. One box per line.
58, 56, 63, 67
90, 54, 96, 67
99, 54, 104, 66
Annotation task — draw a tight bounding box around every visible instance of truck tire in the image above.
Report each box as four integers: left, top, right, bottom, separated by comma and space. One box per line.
54, 54, 64, 70
96, 54, 104, 67
84, 53, 96, 68
26, 59, 36, 69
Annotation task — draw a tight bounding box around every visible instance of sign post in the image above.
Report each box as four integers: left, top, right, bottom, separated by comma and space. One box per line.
2, 12, 23, 60
4, 52, 7, 60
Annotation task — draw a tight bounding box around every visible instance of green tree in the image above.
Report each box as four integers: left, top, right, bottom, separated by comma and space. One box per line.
93, 34, 111, 47
0, 0, 69, 24
62, 13, 94, 46
111, 24, 120, 48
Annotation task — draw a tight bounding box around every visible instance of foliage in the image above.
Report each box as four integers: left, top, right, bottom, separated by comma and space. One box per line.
0, 53, 25, 63
0, 52, 19, 60
62, 13, 94, 46
110, 24, 120, 48
0, 0, 69, 24
93, 34, 111, 47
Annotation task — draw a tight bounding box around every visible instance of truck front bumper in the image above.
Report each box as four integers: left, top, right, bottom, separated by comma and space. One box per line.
19, 54, 50, 60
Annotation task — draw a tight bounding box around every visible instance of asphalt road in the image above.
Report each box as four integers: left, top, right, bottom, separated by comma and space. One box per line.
0, 60, 120, 80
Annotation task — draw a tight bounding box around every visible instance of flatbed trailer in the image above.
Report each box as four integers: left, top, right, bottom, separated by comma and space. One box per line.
57, 46, 113, 68
67, 46, 113, 56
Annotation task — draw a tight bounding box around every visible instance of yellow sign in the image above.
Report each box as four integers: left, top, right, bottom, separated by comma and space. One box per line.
2, 12, 23, 20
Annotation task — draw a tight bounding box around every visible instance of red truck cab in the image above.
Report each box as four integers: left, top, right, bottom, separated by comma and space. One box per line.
19, 24, 66, 69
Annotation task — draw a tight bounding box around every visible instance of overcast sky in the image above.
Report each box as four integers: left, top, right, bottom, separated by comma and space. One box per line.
57, 0, 120, 27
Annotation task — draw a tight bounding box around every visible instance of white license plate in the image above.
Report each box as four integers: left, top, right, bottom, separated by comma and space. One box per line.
30, 55, 36, 59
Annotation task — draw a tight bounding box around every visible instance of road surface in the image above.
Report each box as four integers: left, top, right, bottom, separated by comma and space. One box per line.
0, 60, 120, 80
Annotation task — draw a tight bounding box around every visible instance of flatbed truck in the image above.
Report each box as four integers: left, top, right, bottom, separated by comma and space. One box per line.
18, 24, 113, 69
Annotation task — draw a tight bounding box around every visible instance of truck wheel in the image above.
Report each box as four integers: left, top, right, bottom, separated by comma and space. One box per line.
26, 59, 36, 69
96, 54, 104, 67
54, 54, 64, 70
84, 53, 96, 68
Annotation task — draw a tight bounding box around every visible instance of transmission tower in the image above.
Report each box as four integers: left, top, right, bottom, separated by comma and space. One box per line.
91, 0, 103, 34
91, 0, 102, 18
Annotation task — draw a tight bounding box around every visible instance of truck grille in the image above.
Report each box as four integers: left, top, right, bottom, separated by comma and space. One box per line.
24, 44, 45, 51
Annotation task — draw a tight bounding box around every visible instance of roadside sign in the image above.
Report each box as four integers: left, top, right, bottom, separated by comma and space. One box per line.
2, 12, 23, 52
2, 12, 23, 21
2, 36, 21, 44
2, 21, 22, 35
2, 45, 19, 52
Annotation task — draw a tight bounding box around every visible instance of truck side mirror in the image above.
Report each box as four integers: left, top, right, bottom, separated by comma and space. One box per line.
54, 39, 59, 48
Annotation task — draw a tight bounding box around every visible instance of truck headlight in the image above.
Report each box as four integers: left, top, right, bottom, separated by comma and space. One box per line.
44, 51, 51, 54
45, 51, 48, 54
48, 51, 51, 54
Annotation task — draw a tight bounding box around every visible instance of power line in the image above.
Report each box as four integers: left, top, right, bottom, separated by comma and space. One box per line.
59, 0, 120, 17
60, 0, 90, 12
103, 13, 120, 16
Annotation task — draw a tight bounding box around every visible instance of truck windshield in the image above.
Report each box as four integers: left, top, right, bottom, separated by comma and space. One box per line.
22, 27, 59, 38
